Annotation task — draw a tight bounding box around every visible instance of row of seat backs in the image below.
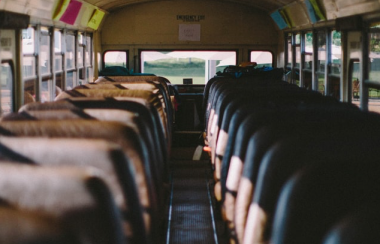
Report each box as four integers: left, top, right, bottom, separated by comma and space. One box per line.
203, 71, 380, 244
239, 108, 380, 244
94, 75, 174, 139
0, 76, 172, 244
206, 79, 327, 243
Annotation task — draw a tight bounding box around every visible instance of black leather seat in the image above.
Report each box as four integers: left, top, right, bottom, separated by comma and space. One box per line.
322, 203, 380, 244
270, 123, 380, 244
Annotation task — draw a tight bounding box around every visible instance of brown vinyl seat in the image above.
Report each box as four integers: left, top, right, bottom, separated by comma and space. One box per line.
0, 119, 161, 242
2, 108, 166, 189
18, 98, 169, 166
0, 205, 81, 244
0, 162, 125, 244
0, 137, 148, 244
54, 89, 169, 143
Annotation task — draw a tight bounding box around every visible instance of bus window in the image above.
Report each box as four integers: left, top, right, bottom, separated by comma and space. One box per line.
317, 31, 326, 95
22, 27, 36, 104
250, 51, 272, 68
303, 32, 313, 90
85, 35, 93, 83
40, 27, 50, 75
77, 32, 84, 69
349, 59, 360, 108
140, 50, 236, 84
104, 51, 127, 68
331, 30, 342, 75
41, 78, 54, 102
285, 33, 292, 83
304, 32, 313, 69
22, 27, 35, 78
286, 33, 292, 69
66, 71, 76, 90
54, 30, 64, 92
328, 30, 341, 100
66, 33, 76, 89
78, 32, 85, 84
294, 33, 301, 86
368, 30, 380, 113
54, 30, 62, 72
0, 61, 14, 115
66, 33, 75, 70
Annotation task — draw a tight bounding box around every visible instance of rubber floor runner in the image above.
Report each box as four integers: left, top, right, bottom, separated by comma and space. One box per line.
168, 160, 217, 244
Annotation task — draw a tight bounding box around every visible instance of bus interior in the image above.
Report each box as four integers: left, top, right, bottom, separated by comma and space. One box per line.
1, 0, 380, 244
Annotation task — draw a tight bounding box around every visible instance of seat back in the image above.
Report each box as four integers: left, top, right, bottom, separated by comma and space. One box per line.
0, 137, 148, 244
0, 162, 124, 244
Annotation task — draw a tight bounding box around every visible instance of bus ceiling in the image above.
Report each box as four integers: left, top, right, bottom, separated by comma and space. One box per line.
1, 0, 380, 32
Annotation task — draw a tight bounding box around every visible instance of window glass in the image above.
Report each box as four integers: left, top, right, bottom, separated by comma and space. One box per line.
368, 87, 380, 114
79, 67, 85, 83
23, 79, 35, 105
40, 27, 50, 75
86, 67, 93, 83
317, 31, 326, 95
23, 56, 35, 78
250, 51, 272, 68
85, 35, 92, 66
303, 71, 312, 90
66, 71, 76, 90
140, 50, 236, 84
55, 73, 63, 95
368, 31, 380, 113
295, 33, 301, 69
78, 32, 84, 45
369, 32, 380, 82
66, 33, 75, 69
1, 62, 14, 114
54, 30, 61, 53
351, 60, 360, 108
287, 33, 292, 68
41, 78, 53, 102
318, 73, 325, 95
55, 55, 62, 72
54, 30, 63, 71
77, 32, 84, 68
78, 45, 84, 68
331, 30, 342, 75
22, 27, 34, 54
317, 31, 326, 72
22, 27, 35, 78
328, 77, 340, 99
304, 32, 313, 69
104, 51, 127, 68
370, 22, 380, 29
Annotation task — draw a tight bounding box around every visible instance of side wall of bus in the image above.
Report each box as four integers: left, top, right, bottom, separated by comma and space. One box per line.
283, 12, 380, 113
0, 21, 95, 115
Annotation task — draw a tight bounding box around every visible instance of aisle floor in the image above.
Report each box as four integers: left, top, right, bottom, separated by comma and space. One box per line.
166, 147, 227, 244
